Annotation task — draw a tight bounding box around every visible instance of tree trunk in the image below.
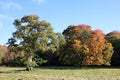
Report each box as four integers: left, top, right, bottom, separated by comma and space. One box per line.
26, 55, 33, 71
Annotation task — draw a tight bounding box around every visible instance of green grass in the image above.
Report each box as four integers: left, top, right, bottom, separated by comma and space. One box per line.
0, 66, 120, 80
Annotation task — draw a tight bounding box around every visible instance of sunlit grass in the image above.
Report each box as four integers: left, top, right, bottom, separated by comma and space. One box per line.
0, 67, 120, 80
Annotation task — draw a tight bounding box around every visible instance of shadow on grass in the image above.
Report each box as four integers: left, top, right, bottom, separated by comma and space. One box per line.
85, 65, 120, 69
39, 66, 80, 70
0, 65, 119, 73
0, 69, 26, 74
39, 65, 120, 70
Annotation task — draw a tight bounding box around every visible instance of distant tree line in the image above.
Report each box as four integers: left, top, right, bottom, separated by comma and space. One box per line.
0, 15, 120, 70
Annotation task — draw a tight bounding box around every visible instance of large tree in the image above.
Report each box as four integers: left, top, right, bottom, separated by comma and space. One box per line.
7, 15, 58, 70
60, 24, 113, 66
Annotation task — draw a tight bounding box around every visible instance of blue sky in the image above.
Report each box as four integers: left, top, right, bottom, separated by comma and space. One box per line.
0, 0, 120, 45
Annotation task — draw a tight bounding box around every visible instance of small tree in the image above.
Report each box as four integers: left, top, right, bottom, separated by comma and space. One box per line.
103, 42, 114, 65
0, 45, 8, 65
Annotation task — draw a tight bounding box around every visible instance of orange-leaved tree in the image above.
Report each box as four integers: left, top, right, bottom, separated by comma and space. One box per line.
60, 24, 113, 66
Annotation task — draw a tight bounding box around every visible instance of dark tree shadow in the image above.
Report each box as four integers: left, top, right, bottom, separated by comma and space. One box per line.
0, 69, 26, 74
0, 65, 119, 74
38, 65, 120, 70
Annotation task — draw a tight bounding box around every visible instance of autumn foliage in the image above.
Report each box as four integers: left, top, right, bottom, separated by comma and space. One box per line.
60, 24, 113, 66
0, 45, 8, 64
1, 15, 119, 67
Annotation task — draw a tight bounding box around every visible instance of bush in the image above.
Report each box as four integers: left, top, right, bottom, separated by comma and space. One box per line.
6, 57, 26, 67
34, 58, 47, 66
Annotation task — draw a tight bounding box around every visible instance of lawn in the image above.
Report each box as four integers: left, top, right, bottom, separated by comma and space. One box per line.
0, 66, 120, 80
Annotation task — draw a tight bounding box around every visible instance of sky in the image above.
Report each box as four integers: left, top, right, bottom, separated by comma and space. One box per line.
0, 0, 120, 45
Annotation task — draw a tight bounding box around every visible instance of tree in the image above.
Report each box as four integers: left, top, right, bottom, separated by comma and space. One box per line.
85, 29, 105, 65
103, 42, 114, 65
60, 24, 113, 66
7, 15, 58, 70
0, 45, 8, 65
106, 31, 120, 66
60, 24, 91, 65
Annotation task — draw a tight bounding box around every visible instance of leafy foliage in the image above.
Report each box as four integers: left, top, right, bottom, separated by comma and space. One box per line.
60, 24, 113, 66
106, 31, 120, 66
0, 45, 8, 64
0, 15, 118, 67
7, 15, 58, 69
103, 42, 114, 65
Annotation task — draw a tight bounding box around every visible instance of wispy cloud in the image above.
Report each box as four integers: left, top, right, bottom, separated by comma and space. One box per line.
32, 0, 47, 5
0, 14, 14, 21
0, 14, 14, 28
0, 1, 22, 10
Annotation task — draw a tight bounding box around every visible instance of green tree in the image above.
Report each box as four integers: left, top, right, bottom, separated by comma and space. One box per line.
103, 42, 114, 65
106, 31, 120, 66
56, 33, 66, 47
38, 33, 66, 65
7, 15, 58, 70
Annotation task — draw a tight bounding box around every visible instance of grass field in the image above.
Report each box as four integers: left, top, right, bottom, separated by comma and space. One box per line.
0, 66, 120, 80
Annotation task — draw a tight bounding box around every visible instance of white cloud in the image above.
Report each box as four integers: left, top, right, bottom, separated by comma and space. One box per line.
32, 0, 47, 4
0, 1, 21, 10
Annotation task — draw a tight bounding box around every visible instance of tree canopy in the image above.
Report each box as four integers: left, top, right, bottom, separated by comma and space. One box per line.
7, 15, 58, 70
106, 31, 120, 66
60, 24, 113, 66
0, 14, 119, 67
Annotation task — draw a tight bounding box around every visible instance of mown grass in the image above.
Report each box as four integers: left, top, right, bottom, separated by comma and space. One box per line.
0, 66, 120, 80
